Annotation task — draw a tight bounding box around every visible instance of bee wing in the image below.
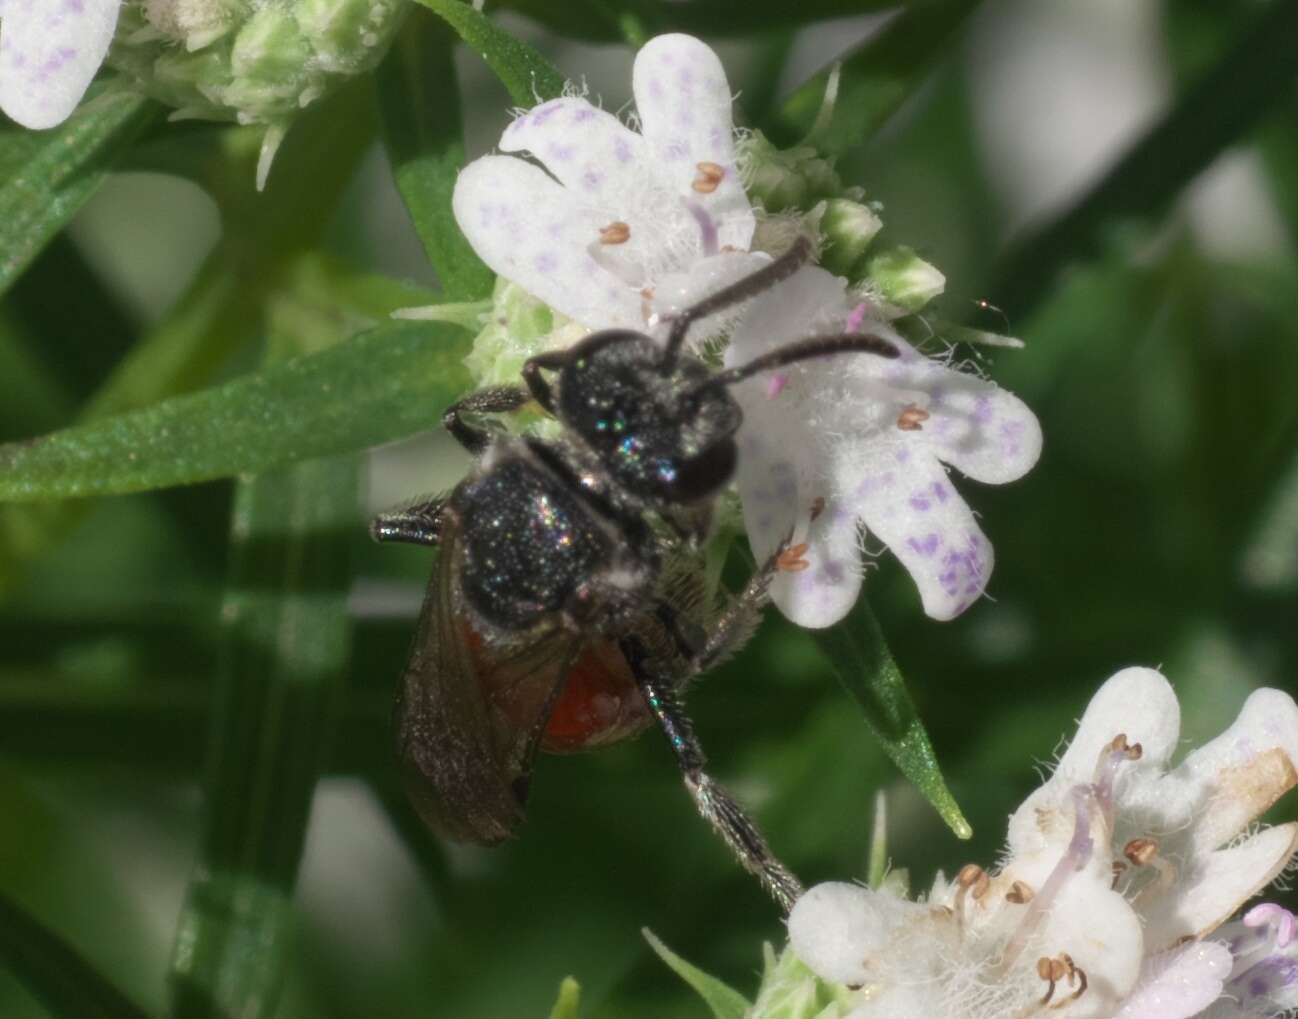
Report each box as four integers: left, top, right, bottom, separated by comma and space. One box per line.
395, 525, 577, 845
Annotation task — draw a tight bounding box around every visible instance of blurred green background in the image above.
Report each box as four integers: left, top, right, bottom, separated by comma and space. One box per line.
2, 0, 1297, 1017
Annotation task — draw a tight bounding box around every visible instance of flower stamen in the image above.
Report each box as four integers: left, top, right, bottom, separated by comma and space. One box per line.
1006, 880, 1035, 905
599, 221, 631, 245
692, 161, 725, 193
776, 543, 812, 573
897, 404, 930, 431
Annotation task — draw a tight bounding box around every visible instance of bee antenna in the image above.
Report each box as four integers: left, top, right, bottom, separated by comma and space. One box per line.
660, 236, 816, 370
687, 332, 900, 398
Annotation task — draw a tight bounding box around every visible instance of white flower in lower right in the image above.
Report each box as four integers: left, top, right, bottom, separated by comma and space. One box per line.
788, 667, 1298, 1019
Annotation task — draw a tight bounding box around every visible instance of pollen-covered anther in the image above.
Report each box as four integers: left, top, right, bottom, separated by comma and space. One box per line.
954, 864, 990, 932
809, 496, 826, 521
896, 404, 930, 431
1036, 953, 1087, 1008
692, 161, 725, 193
1123, 837, 1159, 867
1005, 880, 1034, 904
1126, 836, 1179, 903
599, 221, 631, 245
957, 863, 991, 899
776, 543, 812, 572
1108, 733, 1143, 761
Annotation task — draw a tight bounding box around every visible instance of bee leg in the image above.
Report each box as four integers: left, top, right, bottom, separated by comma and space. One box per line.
520, 350, 570, 415
370, 495, 448, 546
655, 541, 783, 674
442, 385, 531, 455
621, 637, 804, 912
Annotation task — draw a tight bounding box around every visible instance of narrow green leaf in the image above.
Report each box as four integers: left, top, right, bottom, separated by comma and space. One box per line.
813, 597, 972, 839
769, 0, 982, 152
0, 890, 152, 1019
377, 13, 494, 300
642, 929, 751, 1019
991, 0, 1298, 320
0, 83, 378, 588
170, 317, 357, 1018
0, 319, 471, 501
546, 977, 582, 1019
0, 91, 160, 299
412, 0, 565, 105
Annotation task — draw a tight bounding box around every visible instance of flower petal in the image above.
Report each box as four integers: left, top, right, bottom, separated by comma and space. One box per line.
500, 97, 649, 203
1141, 822, 1298, 951
846, 449, 994, 621
0, 0, 119, 129
911, 358, 1043, 484
1172, 687, 1298, 851
1039, 876, 1145, 1019
631, 33, 753, 252
1056, 667, 1183, 780
787, 883, 924, 988
1111, 941, 1233, 1019
452, 154, 643, 330
1007, 668, 1180, 863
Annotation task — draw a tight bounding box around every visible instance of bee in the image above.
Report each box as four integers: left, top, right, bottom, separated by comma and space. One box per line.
371, 238, 898, 910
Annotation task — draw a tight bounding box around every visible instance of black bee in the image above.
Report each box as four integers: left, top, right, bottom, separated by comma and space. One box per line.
371, 238, 898, 910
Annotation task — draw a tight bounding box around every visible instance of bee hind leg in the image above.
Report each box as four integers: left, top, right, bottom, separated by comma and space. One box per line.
620, 636, 804, 912
370, 495, 449, 547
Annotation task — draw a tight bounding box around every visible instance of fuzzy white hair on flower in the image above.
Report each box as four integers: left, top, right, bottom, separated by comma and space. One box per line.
452, 33, 764, 338
787, 668, 1298, 1019
0, 0, 121, 129
727, 264, 1041, 625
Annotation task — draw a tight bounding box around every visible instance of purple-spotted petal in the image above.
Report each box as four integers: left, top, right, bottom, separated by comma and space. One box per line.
631, 33, 753, 252
0, 0, 119, 129
500, 97, 649, 202
1112, 941, 1233, 1019
915, 362, 1042, 484
452, 155, 643, 329
847, 451, 994, 621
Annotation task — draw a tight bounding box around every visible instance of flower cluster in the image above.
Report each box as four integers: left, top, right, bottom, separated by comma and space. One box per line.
451, 33, 1042, 627
1, 0, 403, 185
784, 668, 1298, 1019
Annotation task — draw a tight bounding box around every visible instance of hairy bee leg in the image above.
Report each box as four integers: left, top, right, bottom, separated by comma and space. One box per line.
443, 385, 531, 455
621, 637, 804, 912
691, 545, 783, 671
370, 496, 449, 546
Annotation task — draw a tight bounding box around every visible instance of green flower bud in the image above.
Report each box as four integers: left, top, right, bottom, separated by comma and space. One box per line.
818, 197, 883, 276
738, 130, 849, 213
109, 0, 404, 180
465, 279, 588, 391
748, 944, 858, 1019
866, 246, 946, 311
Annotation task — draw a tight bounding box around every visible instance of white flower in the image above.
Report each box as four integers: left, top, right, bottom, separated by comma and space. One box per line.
451, 33, 1040, 628
0, 0, 121, 129
787, 668, 1298, 1019
727, 265, 1041, 625
451, 32, 764, 340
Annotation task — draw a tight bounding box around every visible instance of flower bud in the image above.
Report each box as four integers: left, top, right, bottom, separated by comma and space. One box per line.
866, 246, 946, 311
739, 130, 846, 213
109, 0, 403, 129
818, 197, 883, 276
465, 279, 587, 391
